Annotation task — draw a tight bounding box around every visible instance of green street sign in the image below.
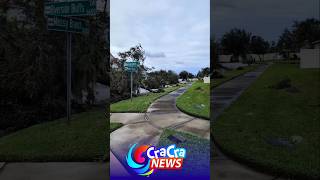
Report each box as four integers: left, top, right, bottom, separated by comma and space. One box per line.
125, 67, 138, 72
124, 61, 139, 72
45, 0, 96, 17
124, 61, 139, 68
47, 15, 89, 33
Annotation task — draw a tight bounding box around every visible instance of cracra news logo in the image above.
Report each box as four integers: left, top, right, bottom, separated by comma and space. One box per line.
126, 143, 186, 176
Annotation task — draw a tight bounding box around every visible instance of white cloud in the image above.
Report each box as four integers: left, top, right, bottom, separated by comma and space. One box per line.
110, 0, 210, 74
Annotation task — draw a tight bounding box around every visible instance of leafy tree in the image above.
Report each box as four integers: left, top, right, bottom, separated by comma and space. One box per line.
143, 70, 178, 89
277, 18, 320, 52
188, 73, 195, 79
179, 71, 189, 81
110, 68, 130, 102
143, 71, 162, 89
292, 18, 320, 48
211, 38, 219, 70
0, 1, 108, 132
167, 70, 179, 84
250, 35, 269, 61
221, 28, 251, 62
269, 41, 277, 53
277, 28, 296, 53
118, 44, 146, 62
197, 67, 210, 78
111, 44, 147, 100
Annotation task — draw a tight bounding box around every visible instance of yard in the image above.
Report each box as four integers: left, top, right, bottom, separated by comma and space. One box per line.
0, 109, 120, 162
213, 64, 320, 179
176, 81, 210, 119
111, 85, 182, 113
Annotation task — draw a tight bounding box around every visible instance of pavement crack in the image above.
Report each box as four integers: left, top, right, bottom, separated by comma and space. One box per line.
144, 112, 163, 130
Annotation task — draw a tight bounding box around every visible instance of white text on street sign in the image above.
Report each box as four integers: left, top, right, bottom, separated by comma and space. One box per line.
45, 0, 96, 17
47, 15, 89, 33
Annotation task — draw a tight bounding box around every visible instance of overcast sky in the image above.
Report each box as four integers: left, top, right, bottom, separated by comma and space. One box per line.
111, 0, 210, 75
212, 0, 319, 42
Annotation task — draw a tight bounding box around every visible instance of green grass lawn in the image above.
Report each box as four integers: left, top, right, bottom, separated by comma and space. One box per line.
111, 85, 182, 113
212, 65, 257, 88
110, 122, 122, 133
213, 64, 320, 179
176, 81, 210, 119
158, 129, 210, 176
0, 109, 116, 162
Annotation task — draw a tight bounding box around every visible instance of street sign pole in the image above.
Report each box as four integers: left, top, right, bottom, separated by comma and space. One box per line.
45, 0, 96, 124
130, 71, 133, 102
124, 61, 139, 102
66, 32, 72, 123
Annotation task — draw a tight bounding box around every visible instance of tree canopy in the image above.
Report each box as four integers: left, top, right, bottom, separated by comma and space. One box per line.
221, 28, 252, 61
250, 35, 270, 61
0, 1, 108, 132
197, 67, 210, 78
179, 71, 190, 81
277, 18, 320, 51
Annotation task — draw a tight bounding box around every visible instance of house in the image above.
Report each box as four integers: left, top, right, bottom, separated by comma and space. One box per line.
110, 53, 122, 70
203, 76, 210, 84
178, 79, 187, 84
300, 40, 320, 69
80, 82, 109, 105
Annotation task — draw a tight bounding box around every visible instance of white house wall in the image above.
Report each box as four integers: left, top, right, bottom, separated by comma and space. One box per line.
300, 49, 320, 68
219, 53, 282, 63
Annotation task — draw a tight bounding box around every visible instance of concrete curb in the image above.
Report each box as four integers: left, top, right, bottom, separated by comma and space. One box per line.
176, 104, 210, 120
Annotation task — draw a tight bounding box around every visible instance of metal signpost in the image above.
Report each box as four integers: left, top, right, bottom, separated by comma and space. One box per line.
44, 0, 96, 123
124, 61, 139, 101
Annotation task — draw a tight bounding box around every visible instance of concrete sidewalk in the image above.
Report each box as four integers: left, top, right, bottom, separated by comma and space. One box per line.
110, 84, 210, 172
211, 64, 270, 121
147, 86, 210, 139
211, 64, 285, 180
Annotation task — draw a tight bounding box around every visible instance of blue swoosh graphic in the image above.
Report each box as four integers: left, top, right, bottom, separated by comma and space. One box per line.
126, 144, 144, 169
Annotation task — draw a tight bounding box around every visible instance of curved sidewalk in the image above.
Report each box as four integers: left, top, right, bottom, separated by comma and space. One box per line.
147, 85, 210, 138
211, 64, 270, 121
110, 84, 210, 172
211, 64, 285, 180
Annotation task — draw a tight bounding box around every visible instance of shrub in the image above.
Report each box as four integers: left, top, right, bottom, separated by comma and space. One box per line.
212, 71, 224, 78
270, 77, 291, 89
